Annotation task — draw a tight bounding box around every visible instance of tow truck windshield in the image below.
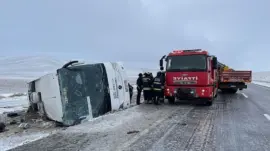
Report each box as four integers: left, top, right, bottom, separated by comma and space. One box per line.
166, 54, 207, 72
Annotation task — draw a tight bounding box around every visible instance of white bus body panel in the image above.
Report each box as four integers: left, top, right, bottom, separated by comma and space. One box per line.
103, 62, 131, 111
31, 73, 63, 122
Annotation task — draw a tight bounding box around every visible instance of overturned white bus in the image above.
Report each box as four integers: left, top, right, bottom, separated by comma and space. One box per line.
27, 61, 131, 126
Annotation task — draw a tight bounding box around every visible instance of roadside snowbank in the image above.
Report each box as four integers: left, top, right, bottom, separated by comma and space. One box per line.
252, 81, 270, 88
0, 131, 52, 151
69, 106, 143, 133
252, 71, 270, 88
0, 92, 59, 151
0, 93, 28, 115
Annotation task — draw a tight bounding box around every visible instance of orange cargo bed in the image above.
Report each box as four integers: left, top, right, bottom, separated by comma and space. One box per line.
220, 71, 252, 83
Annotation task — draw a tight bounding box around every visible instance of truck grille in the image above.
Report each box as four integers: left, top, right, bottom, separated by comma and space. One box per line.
176, 88, 196, 98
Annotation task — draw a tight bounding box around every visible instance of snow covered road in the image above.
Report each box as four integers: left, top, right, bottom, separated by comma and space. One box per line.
8, 83, 270, 151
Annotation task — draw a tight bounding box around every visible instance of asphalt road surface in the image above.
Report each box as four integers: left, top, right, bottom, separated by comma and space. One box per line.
9, 83, 270, 151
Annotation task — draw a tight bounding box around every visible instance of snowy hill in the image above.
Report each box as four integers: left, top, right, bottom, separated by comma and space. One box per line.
252, 71, 270, 82
252, 71, 270, 87
0, 56, 66, 80
0, 56, 159, 80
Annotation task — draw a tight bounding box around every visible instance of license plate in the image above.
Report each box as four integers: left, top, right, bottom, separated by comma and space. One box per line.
230, 85, 236, 87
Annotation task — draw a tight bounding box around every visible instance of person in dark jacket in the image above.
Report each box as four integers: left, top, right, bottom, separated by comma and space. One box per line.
148, 72, 155, 101
0, 122, 6, 132
153, 72, 164, 105
142, 72, 152, 104
136, 73, 143, 105
128, 83, 133, 101
159, 71, 165, 102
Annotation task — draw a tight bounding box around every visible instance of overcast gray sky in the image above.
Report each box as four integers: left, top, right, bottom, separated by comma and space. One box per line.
0, 0, 269, 72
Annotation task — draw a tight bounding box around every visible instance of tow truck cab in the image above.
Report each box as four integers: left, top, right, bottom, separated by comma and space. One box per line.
159, 49, 218, 105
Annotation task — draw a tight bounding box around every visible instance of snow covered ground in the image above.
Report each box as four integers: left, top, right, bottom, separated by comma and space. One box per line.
0, 94, 28, 114
252, 71, 270, 87
0, 90, 58, 151
0, 131, 57, 151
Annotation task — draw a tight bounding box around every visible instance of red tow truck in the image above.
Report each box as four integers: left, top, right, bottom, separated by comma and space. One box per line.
159, 49, 252, 106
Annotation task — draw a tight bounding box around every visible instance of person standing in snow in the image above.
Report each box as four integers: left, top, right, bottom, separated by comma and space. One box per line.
128, 83, 133, 101
160, 71, 165, 102
148, 72, 155, 101
136, 73, 143, 105
152, 72, 164, 105
142, 72, 152, 104
0, 122, 5, 132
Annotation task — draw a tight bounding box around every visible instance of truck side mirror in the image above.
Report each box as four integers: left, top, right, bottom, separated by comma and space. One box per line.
159, 59, 164, 70
159, 59, 163, 67
212, 57, 218, 69
159, 55, 166, 71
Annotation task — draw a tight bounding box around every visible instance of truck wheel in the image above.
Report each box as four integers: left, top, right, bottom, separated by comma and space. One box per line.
167, 97, 175, 104
229, 89, 238, 94
220, 89, 228, 93
205, 100, 213, 106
